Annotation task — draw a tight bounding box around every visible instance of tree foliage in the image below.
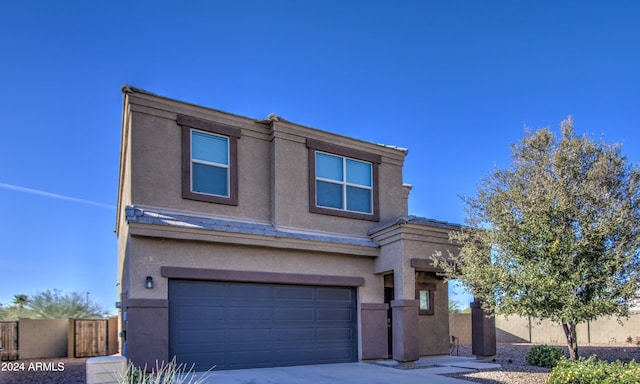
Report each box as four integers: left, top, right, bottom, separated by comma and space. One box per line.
449, 299, 471, 313
0, 300, 34, 321
433, 118, 640, 359
0, 289, 110, 320
12, 294, 28, 308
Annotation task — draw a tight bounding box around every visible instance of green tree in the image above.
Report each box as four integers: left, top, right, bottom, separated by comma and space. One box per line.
26, 289, 110, 319
433, 118, 640, 360
449, 299, 469, 313
0, 298, 36, 320
12, 294, 29, 308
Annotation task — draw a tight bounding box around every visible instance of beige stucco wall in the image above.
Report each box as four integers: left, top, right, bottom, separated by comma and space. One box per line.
125, 235, 383, 304
122, 92, 407, 240
449, 313, 472, 345
371, 222, 458, 357
19, 318, 68, 359
372, 223, 458, 300
449, 313, 640, 345
117, 89, 408, 318
418, 276, 450, 356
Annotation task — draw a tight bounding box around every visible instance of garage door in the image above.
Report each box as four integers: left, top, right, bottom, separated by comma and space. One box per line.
169, 279, 358, 371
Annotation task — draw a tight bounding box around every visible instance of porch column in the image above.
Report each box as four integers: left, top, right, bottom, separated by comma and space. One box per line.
125, 299, 169, 370
471, 300, 496, 359
390, 299, 419, 362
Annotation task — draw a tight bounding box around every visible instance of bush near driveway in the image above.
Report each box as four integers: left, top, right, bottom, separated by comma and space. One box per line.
526, 345, 565, 368
547, 356, 640, 384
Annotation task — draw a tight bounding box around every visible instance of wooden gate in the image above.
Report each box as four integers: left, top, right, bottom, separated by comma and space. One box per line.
0, 321, 18, 360
74, 319, 108, 358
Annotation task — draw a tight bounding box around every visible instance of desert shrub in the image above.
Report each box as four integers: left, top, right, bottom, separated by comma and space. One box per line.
526, 344, 565, 367
115, 358, 211, 384
547, 357, 640, 384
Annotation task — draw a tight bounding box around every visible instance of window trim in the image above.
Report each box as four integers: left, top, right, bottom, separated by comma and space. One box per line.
178, 114, 240, 205
307, 138, 380, 221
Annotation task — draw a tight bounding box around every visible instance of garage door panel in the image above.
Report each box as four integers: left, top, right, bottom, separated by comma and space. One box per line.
276, 286, 314, 300
275, 307, 314, 321
174, 329, 226, 344
318, 327, 354, 341
178, 352, 225, 365
177, 306, 226, 320
228, 284, 273, 299
231, 307, 272, 321
317, 308, 354, 321
172, 284, 225, 299
317, 287, 354, 301
228, 328, 272, 343
169, 280, 357, 370
229, 349, 273, 364
275, 328, 315, 342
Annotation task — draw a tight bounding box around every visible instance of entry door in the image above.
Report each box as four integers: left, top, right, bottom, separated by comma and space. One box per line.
384, 273, 394, 358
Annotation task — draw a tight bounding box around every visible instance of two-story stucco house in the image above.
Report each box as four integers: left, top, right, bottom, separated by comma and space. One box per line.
116, 86, 461, 371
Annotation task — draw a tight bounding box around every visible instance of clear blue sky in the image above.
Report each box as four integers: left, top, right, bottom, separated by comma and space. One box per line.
1, 1, 639, 311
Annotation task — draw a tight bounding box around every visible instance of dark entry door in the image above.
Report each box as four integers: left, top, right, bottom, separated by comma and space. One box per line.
169, 279, 358, 371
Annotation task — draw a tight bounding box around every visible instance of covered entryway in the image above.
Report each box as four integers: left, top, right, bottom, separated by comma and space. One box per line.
168, 279, 358, 371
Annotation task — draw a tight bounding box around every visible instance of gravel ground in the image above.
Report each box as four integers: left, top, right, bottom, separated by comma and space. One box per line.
0, 357, 87, 384
2, 344, 639, 384
446, 343, 640, 384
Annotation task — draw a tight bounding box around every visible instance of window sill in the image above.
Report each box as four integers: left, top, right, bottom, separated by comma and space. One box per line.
310, 205, 379, 221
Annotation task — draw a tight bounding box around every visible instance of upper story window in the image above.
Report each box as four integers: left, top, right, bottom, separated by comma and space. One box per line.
191, 131, 229, 196
178, 114, 240, 205
307, 139, 381, 221
316, 152, 373, 213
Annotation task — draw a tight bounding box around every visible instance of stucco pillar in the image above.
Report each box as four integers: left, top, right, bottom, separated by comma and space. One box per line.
471, 300, 496, 358
390, 299, 420, 362
360, 303, 389, 360
125, 299, 169, 370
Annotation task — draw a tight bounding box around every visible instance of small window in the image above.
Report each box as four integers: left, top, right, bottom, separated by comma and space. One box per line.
178, 114, 240, 205
307, 139, 380, 221
415, 281, 435, 316
419, 290, 431, 311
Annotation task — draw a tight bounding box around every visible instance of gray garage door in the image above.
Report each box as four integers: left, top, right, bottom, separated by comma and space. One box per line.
169, 279, 358, 371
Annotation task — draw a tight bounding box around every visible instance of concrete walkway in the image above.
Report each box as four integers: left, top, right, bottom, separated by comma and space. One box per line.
194, 356, 501, 384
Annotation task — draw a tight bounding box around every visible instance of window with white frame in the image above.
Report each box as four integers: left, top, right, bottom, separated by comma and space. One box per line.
315, 152, 373, 214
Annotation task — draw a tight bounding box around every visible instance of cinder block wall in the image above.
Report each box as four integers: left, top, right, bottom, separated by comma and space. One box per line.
108, 316, 119, 355
19, 318, 69, 359
450, 313, 640, 345
449, 314, 472, 344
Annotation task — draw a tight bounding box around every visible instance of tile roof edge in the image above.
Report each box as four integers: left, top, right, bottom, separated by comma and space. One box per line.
369, 215, 462, 235
125, 206, 378, 248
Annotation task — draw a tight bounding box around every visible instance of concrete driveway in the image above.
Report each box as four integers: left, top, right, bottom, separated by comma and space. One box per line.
194, 357, 500, 384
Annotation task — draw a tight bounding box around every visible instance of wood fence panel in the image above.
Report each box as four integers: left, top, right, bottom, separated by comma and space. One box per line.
74, 319, 107, 358
0, 321, 19, 360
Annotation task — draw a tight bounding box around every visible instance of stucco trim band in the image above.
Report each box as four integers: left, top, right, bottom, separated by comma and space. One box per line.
361, 303, 388, 310
161, 266, 365, 287
410, 258, 445, 273
126, 299, 168, 308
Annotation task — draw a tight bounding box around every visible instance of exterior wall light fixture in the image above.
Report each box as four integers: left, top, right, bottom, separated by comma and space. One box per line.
145, 276, 153, 289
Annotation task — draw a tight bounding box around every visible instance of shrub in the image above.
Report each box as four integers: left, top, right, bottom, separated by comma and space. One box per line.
547, 356, 640, 384
525, 344, 565, 367
115, 358, 212, 384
